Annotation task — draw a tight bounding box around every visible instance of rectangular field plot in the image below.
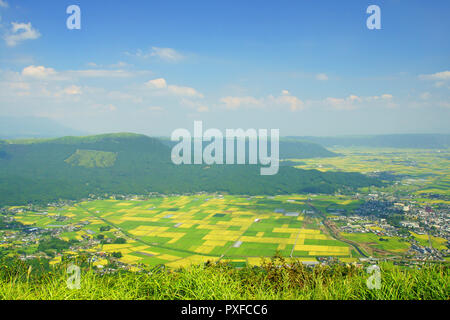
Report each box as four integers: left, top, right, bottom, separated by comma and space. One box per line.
43, 194, 352, 268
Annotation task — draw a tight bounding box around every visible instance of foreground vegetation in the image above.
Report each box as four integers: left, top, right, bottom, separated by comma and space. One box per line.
1, 256, 448, 300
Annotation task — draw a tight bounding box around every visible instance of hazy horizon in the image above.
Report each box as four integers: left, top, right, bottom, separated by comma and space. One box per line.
2, 115, 450, 140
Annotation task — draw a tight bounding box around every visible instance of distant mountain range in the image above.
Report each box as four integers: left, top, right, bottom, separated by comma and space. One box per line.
1, 116, 447, 149
0, 116, 86, 139
0, 133, 380, 206
292, 134, 450, 149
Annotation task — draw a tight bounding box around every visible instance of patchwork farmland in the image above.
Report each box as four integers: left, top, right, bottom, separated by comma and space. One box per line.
13, 195, 353, 269
10, 147, 448, 270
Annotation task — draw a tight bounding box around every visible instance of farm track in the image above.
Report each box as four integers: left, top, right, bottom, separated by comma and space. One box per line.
78, 203, 305, 260
218, 220, 255, 261
77, 203, 322, 262
306, 202, 369, 258
79, 199, 427, 263
76, 204, 220, 258
290, 227, 304, 258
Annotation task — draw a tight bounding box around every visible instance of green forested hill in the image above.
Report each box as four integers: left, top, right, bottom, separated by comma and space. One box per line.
160, 137, 338, 159
0, 133, 380, 206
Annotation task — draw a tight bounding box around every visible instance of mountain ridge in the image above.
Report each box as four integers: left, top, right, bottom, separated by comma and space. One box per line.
0, 133, 381, 206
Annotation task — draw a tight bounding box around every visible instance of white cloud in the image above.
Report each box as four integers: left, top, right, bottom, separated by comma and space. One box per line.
324, 95, 362, 110
168, 85, 203, 98
270, 94, 304, 111
145, 78, 203, 98
220, 96, 261, 109
349, 95, 362, 102
367, 94, 393, 101
419, 71, 450, 88
323, 93, 395, 110
145, 78, 167, 89
85, 61, 129, 69
419, 70, 450, 81
4, 22, 41, 47
315, 73, 329, 81
22, 65, 57, 78
127, 47, 185, 62
63, 85, 82, 95
20, 65, 144, 81
0, 0, 8, 8
221, 91, 304, 111
68, 69, 138, 78
325, 97, 356, 110
150, 47, 184, 62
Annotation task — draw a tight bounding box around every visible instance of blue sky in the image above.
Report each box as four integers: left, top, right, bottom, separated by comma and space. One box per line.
0, 0, 449, 136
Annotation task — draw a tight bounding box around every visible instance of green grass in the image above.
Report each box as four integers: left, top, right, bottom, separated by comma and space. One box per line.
341, 233, 411, 252
65, 149, 117, 168
0, 256, 448, 300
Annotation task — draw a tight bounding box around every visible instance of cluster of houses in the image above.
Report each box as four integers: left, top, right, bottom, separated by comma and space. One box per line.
331, 215, 399, 238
